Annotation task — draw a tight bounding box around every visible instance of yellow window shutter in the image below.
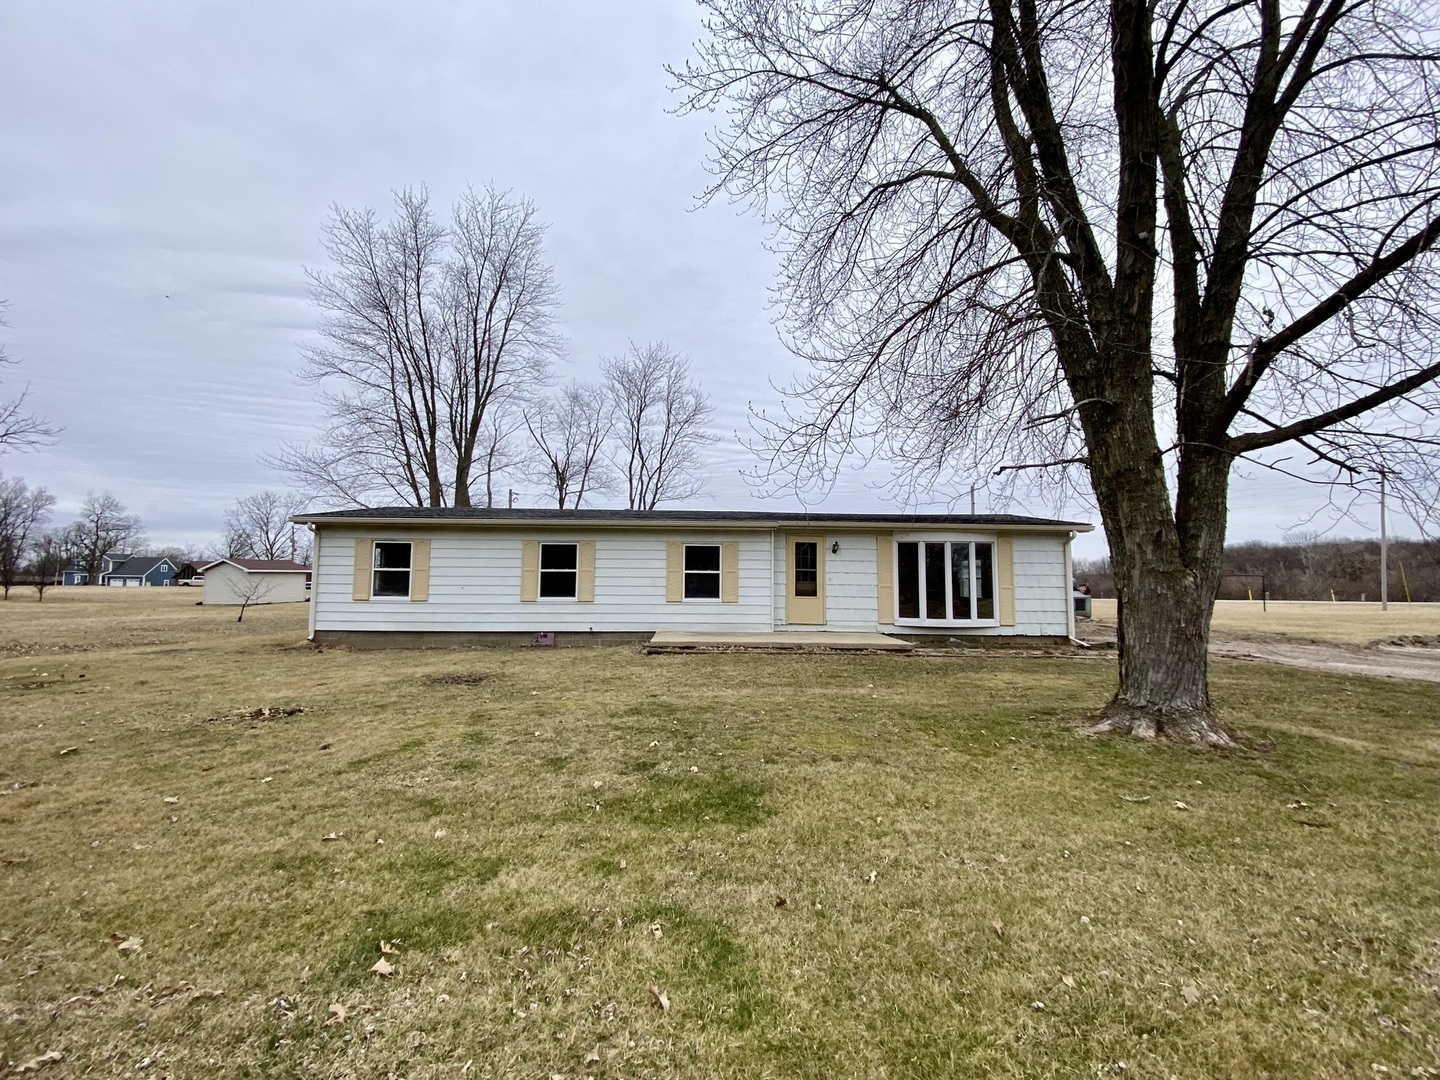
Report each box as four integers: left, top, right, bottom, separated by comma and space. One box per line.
352, 539, 373, 601
721, 541, 740, 603
578, 540, 596, 602
665, 542, 682, 602
409, 539, 431, 602
875, 532, 893, 624
997, 537, 1016, 626
520, 540, 539, 602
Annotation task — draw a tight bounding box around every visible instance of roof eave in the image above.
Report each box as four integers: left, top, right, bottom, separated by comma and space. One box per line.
291, 513, 1093, 534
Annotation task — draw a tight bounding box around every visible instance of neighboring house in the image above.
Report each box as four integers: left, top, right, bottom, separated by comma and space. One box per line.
291, 508, 1094, 647
199, 558, 311, 606
103, 556, 178, 587
61, 551, 131, 586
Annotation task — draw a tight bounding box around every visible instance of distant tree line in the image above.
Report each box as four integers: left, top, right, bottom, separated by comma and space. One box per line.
1075, 538, 1440, 603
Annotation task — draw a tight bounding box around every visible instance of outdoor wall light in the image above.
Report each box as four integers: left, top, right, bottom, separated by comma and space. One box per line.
831, 541, 840, 554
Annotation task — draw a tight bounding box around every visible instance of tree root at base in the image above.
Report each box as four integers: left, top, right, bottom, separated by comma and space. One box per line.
1086, 701, 1240, 750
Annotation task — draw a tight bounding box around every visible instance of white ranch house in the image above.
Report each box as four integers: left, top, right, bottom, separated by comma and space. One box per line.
292, 509, 1092, 647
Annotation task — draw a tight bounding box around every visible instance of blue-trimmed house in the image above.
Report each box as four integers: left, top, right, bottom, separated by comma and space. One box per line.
103, 556, 179, 587
61, 551, 131, 586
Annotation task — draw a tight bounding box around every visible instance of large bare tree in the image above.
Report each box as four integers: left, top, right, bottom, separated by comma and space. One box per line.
674, 0, 1440, 745
0, 475, 56, 598
222, 490, 311, 562
63, 492, 144, 584
525, 383, 614, 509
274, 185, 560, 507
603, 342, 716, 509
0, 302, 59, 454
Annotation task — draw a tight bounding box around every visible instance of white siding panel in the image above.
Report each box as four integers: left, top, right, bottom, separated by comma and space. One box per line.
821, 534, 879, 631
313, 528, 776, 633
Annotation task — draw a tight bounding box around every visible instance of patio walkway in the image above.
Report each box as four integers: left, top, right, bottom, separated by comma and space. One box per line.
646, 631, 913, 653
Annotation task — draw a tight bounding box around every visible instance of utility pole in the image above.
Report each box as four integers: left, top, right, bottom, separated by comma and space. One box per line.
1380, 471, 1388, 612
969, 485, 976, 515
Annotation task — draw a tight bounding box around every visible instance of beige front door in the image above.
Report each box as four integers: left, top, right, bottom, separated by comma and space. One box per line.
785, 535, 826, 625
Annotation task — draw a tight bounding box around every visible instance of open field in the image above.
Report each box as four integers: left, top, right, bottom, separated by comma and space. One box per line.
1090, 598, 1440, 645
2, 589, 1437, 1078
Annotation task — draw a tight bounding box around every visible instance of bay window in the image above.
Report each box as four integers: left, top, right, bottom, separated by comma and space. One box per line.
895, 539, 996, 624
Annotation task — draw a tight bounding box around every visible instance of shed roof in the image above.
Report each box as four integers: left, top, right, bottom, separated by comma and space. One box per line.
198, 557, 312, 573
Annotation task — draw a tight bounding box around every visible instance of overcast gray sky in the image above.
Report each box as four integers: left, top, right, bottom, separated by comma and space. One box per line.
0, 1, 1405, 559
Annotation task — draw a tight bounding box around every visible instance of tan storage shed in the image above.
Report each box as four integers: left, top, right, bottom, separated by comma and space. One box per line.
199, 558, 311, 606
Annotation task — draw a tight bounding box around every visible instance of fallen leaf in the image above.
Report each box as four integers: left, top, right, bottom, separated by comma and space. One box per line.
321, 832, 341, 842
617, 858, 627, 870
116, 936, 143, 955
191, 988, 223, 1000
433, 828, 447, 839
991, 918, 1005, 939
13, 1050, 63, 1072
370, 958, 394, 977
865, 870, 877, 884
1030, 1000, 1046, 1010
325, 1002, 348, 1026
1173, 801, 1190, 811
647, 982, 670, 1012
1061, 974, 1076, 989
584, 1047, 602, 1065
1119, 794, 1150, 803
261, 777, 274, 784
319, 742, 333, 750
1288, 800, 1311, 809
162, 796, 179, 805
107, 932, 126, 942
58, 746, 78, 756
774, 897, 787, 909
1181, 982, 1201, 1006
380, 939, 401, 955
648, 922, 663, 941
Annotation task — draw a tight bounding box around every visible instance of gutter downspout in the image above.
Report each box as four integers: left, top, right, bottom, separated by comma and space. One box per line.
1064, 530, 1090, 648
306, 524, 318, 642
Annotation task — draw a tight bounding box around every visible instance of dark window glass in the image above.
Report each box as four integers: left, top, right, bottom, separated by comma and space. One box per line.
974, 542, 996, 619
539, 543, 579, 598
540, 544, 577, 570
373, 542, 411, 597
794, 541, 818, 597
374, 542, 411, 569
924, 543, 947, 619
951, 543, 973, 621
896, 542, 919, 619
684, 545, 722, 599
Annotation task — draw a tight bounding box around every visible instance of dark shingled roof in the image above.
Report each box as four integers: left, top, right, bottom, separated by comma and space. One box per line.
104, 556, 173, 578
292, 507, 1091, 529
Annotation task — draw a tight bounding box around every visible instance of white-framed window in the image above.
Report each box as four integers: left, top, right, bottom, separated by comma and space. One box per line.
683, 544, 721, 599
539, 543, 579, 599
895, 539, 997, 624
373, 541, 412, 597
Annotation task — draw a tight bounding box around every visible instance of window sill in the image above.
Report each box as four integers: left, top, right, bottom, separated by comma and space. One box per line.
895, 619, 1001, 629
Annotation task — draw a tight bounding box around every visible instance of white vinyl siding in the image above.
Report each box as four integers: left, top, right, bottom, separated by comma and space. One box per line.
313, 529, 775, 633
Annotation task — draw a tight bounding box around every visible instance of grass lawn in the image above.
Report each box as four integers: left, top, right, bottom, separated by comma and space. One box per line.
2, 590, 1437, 1078
1089, 598, 1440, 645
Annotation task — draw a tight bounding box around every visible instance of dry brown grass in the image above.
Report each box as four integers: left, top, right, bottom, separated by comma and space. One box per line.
1089, 597, 1440, 645
1, 589, 1436, 1078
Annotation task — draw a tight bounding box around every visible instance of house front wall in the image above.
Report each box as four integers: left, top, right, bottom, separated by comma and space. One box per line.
312, 524, 1075, 640
312, 527, 775, 635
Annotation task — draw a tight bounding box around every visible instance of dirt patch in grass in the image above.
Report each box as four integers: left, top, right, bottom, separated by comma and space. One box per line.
206, 705, 307, 725
423, 672, 493, 686
0, 589, 1436, 1078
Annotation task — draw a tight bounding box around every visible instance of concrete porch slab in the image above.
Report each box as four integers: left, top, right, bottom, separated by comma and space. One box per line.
646, 631, 913, 653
